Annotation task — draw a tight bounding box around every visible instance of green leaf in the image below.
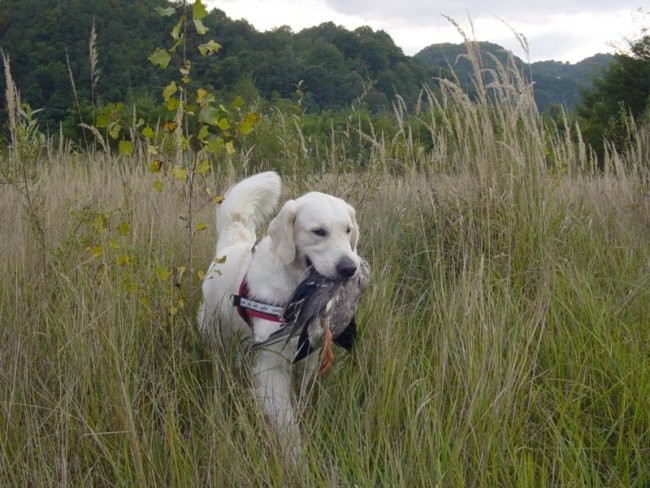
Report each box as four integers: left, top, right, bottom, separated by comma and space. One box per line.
216, 118, 230, 131
196, 88, 208, 104
197, 125, 209, 141
87, 245, 103, 257
170, 37, 183, 54
193, 0, 209, 20
171, 15, 184, 41
199, 106, 220, 126
198, 40, 221, 56
163, 81, 177, 101
156, 6, 176, 16
165, 97, 179, 110
95, 114, 108, 128
225, 141, 235, 155
109, 123, 121, 140
204, 136, 224, 154
141, 127, 155, 139
172, 165, 188, 181
195, 159, 210, 174
196, 88, 215, 108
193, 18, 209, 35
155, 265, 171, 281
118, 140, 133, 155
117, 221, 130, 236
195, 222, 207, 231
148, 48, 171, 69
152, 180, 164, 192
122, 279, 139, 293
180, 136, 191, 150
238, 112, 260, 135
92, 214, 108, 233
230, 96, 245, 109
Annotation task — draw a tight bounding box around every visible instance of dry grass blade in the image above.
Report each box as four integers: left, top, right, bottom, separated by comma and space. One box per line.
89, 17, 101, 108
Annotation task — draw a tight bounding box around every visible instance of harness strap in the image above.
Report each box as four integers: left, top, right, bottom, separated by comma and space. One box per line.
232, 276, 285, 327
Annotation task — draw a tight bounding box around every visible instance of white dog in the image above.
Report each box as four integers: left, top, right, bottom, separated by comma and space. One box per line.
198, 171, 360, 450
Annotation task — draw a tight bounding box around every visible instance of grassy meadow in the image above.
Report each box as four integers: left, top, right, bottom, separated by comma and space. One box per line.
1, 53, 649, 486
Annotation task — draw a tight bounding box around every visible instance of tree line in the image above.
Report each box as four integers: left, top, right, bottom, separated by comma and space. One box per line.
0, 0, 648, 156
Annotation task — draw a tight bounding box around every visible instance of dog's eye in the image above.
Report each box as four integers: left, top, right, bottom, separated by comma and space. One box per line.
346, 226, 352, 234
312, 228, 327, 237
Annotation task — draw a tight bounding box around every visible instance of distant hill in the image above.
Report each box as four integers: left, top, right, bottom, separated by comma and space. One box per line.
0, 0, 428, 133
414, 42, 613, 111
528, 54, 614, 110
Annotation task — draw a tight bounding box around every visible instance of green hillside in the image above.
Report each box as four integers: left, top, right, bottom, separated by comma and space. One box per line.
0, 0, 613, 137
0, 0, 429, 134
0, 0, 170, 125
414, 42, 613, 111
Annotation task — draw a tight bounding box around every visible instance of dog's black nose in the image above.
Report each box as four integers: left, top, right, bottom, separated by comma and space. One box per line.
336, 257, 357, 278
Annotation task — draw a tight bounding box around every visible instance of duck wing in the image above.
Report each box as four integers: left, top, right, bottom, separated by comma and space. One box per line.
253, 258, 370, 362
252, 269, 340, 350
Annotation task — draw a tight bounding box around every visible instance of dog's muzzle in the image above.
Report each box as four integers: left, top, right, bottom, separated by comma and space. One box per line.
336, 257, 357, 279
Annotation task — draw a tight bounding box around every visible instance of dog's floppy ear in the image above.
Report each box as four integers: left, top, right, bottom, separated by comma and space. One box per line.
269, 199, 297, 264
347, 204, 359, 252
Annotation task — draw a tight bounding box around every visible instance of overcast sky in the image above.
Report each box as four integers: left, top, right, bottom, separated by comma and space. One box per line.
207, 0, 647, 62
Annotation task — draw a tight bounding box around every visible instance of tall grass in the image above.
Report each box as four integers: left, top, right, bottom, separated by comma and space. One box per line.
1, 45, 649, 486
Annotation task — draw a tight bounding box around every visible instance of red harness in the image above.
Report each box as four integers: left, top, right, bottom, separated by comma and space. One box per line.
232, 275, 286, 327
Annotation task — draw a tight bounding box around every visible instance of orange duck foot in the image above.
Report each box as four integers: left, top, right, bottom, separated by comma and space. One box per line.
318, 326, 334, 375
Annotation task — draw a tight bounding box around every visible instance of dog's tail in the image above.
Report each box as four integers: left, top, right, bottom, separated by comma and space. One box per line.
215, 171, 282, 252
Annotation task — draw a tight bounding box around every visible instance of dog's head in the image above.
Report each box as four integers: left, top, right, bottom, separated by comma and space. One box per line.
268, 191, 360, 280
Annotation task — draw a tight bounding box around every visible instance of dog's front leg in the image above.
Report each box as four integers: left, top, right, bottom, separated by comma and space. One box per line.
251, 344, 302, 457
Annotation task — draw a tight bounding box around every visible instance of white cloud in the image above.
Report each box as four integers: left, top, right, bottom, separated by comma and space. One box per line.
385, 9, 639, 61
323, 0, 641, 26
213, 0, 368, 32
208, 0, 645, 62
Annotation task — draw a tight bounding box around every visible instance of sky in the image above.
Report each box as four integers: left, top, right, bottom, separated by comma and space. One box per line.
206, 0, 647, 63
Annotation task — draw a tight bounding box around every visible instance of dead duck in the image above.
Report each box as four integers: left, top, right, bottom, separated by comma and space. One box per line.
253, 258, 370, 373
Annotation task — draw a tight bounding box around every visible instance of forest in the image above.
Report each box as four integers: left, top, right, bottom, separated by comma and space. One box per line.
0, 0, 632, 149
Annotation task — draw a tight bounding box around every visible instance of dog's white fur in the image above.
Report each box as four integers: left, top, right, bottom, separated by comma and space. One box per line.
198, 171, 360, 449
